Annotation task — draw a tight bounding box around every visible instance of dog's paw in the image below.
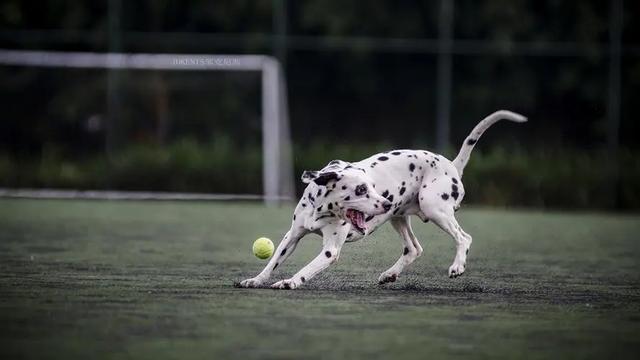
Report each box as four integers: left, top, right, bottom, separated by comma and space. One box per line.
448, 263, 466, 278
238, 277, 265, 288
271, 278, 299, 290
378, 271, 398, 284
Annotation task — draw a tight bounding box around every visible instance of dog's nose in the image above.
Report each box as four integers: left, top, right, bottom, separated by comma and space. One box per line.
382, 202, 392, 212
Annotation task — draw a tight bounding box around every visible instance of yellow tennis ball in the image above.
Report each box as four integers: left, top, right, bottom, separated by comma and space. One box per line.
253, 237, 274, 259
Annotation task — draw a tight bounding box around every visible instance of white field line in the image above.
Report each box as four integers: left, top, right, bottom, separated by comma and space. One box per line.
0, 188, 293, 202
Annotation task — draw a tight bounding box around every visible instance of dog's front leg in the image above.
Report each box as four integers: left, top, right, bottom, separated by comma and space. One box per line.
271, 223, 348, 289
378, 216, 423, 284
239, 226, 308, 288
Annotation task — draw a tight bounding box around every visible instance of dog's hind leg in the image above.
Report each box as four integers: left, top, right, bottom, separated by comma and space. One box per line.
419, 184, 472, 278
378, 216, 423, 284
434, 215, 471, 278
239, 226, 308, 288
271, 222, 349, 289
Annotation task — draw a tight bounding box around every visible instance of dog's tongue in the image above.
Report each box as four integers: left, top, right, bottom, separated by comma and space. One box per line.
355, 211, 366, 229
346, 209, 366, 231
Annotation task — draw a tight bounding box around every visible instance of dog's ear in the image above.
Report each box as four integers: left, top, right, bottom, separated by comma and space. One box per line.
301, 170, 319, 184
313, 171, 339, 186
301, 170, 339, 185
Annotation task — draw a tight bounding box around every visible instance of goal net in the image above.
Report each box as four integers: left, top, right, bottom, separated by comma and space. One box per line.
0, 49, 294, 205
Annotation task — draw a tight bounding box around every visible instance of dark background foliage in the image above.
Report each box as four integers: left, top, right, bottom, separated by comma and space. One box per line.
0, 0, 638, 209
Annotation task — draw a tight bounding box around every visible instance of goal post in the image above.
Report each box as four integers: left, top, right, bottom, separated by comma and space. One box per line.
0, 49, 295, 205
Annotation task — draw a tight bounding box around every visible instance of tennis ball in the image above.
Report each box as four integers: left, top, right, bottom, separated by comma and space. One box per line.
253, 237, 274, 259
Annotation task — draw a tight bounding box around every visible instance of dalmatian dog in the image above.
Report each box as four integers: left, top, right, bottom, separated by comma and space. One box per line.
239, 110, 527, 289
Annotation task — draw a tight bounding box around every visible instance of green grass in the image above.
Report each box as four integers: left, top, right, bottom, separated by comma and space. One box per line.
0, 199, 639, 359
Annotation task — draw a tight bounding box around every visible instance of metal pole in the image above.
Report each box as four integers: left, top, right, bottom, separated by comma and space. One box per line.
271, 0, 293, 205
436, 0, 454, 154
278, 64, 295, 203
607, 0, 622, 152
607, 0, 623, 209
273, 0, 287, 68
107, 0, 122, 161
262, 59, 280, 206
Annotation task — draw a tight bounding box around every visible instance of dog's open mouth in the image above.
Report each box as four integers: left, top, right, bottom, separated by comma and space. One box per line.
346, 209, 366, 234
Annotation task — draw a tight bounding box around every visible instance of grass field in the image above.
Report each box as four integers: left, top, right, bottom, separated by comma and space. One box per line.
1, 199, 639, 359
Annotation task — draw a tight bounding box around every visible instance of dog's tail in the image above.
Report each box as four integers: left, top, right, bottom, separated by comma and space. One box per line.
452, 110, 527, 176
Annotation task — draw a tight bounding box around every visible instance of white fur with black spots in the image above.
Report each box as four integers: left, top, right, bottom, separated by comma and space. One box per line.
238, 110, 527, 289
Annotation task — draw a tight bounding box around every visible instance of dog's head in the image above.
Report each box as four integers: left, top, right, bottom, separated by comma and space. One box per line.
301, 161, 392, 234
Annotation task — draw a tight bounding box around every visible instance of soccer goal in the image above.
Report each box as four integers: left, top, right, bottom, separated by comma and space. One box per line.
0, 49, 295, 205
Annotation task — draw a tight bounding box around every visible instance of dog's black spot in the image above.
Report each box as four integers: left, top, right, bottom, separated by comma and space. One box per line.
347, 233, 353, 238
365, 215, 374, 222
391, 151, 402, 155
341, 221, 347, 226
345, 165, 353, 169
344, 196, 350, 201
366, 194, 370, 199
281, 249, 286, 256
467, 138, 477, 145
402, 181, 405, 186
301, 276, 305, 283
332, 183, 337, 189
317, 189, 322, 197
382, 190, 389, 198
451, 191, 459, 200
452, 184, 458, 192
283, 282, 291, 290
273, 262, 278, 269
333, 232, 337, 236
317, 206, 322, 212
409, 163, 415, 172
328, 203, 333, 210
325, 190, 332, 197
403, 247, 409, 255
393, 208, 400, 215
466, 249, 469, 255
329, 160, 340, 165
374, 203, 378, 208
342, 185, 347, 190
452, 177, 458, 184
435, 157, 440, 161
325, 251, 332, 258
293, 214, 296, 220
301, 203, 306, 207
422, 185, 426, 188
309, 194, 315, 202
387, 194, 394, 202
399, 187, 406, 195
378, 156, 389, 161
441, 193, 450, 200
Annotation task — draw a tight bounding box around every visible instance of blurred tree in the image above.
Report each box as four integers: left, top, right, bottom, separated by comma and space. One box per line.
0, 0, 638, 158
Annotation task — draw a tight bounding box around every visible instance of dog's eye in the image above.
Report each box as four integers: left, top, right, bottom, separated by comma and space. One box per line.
355, 184, 367, 196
